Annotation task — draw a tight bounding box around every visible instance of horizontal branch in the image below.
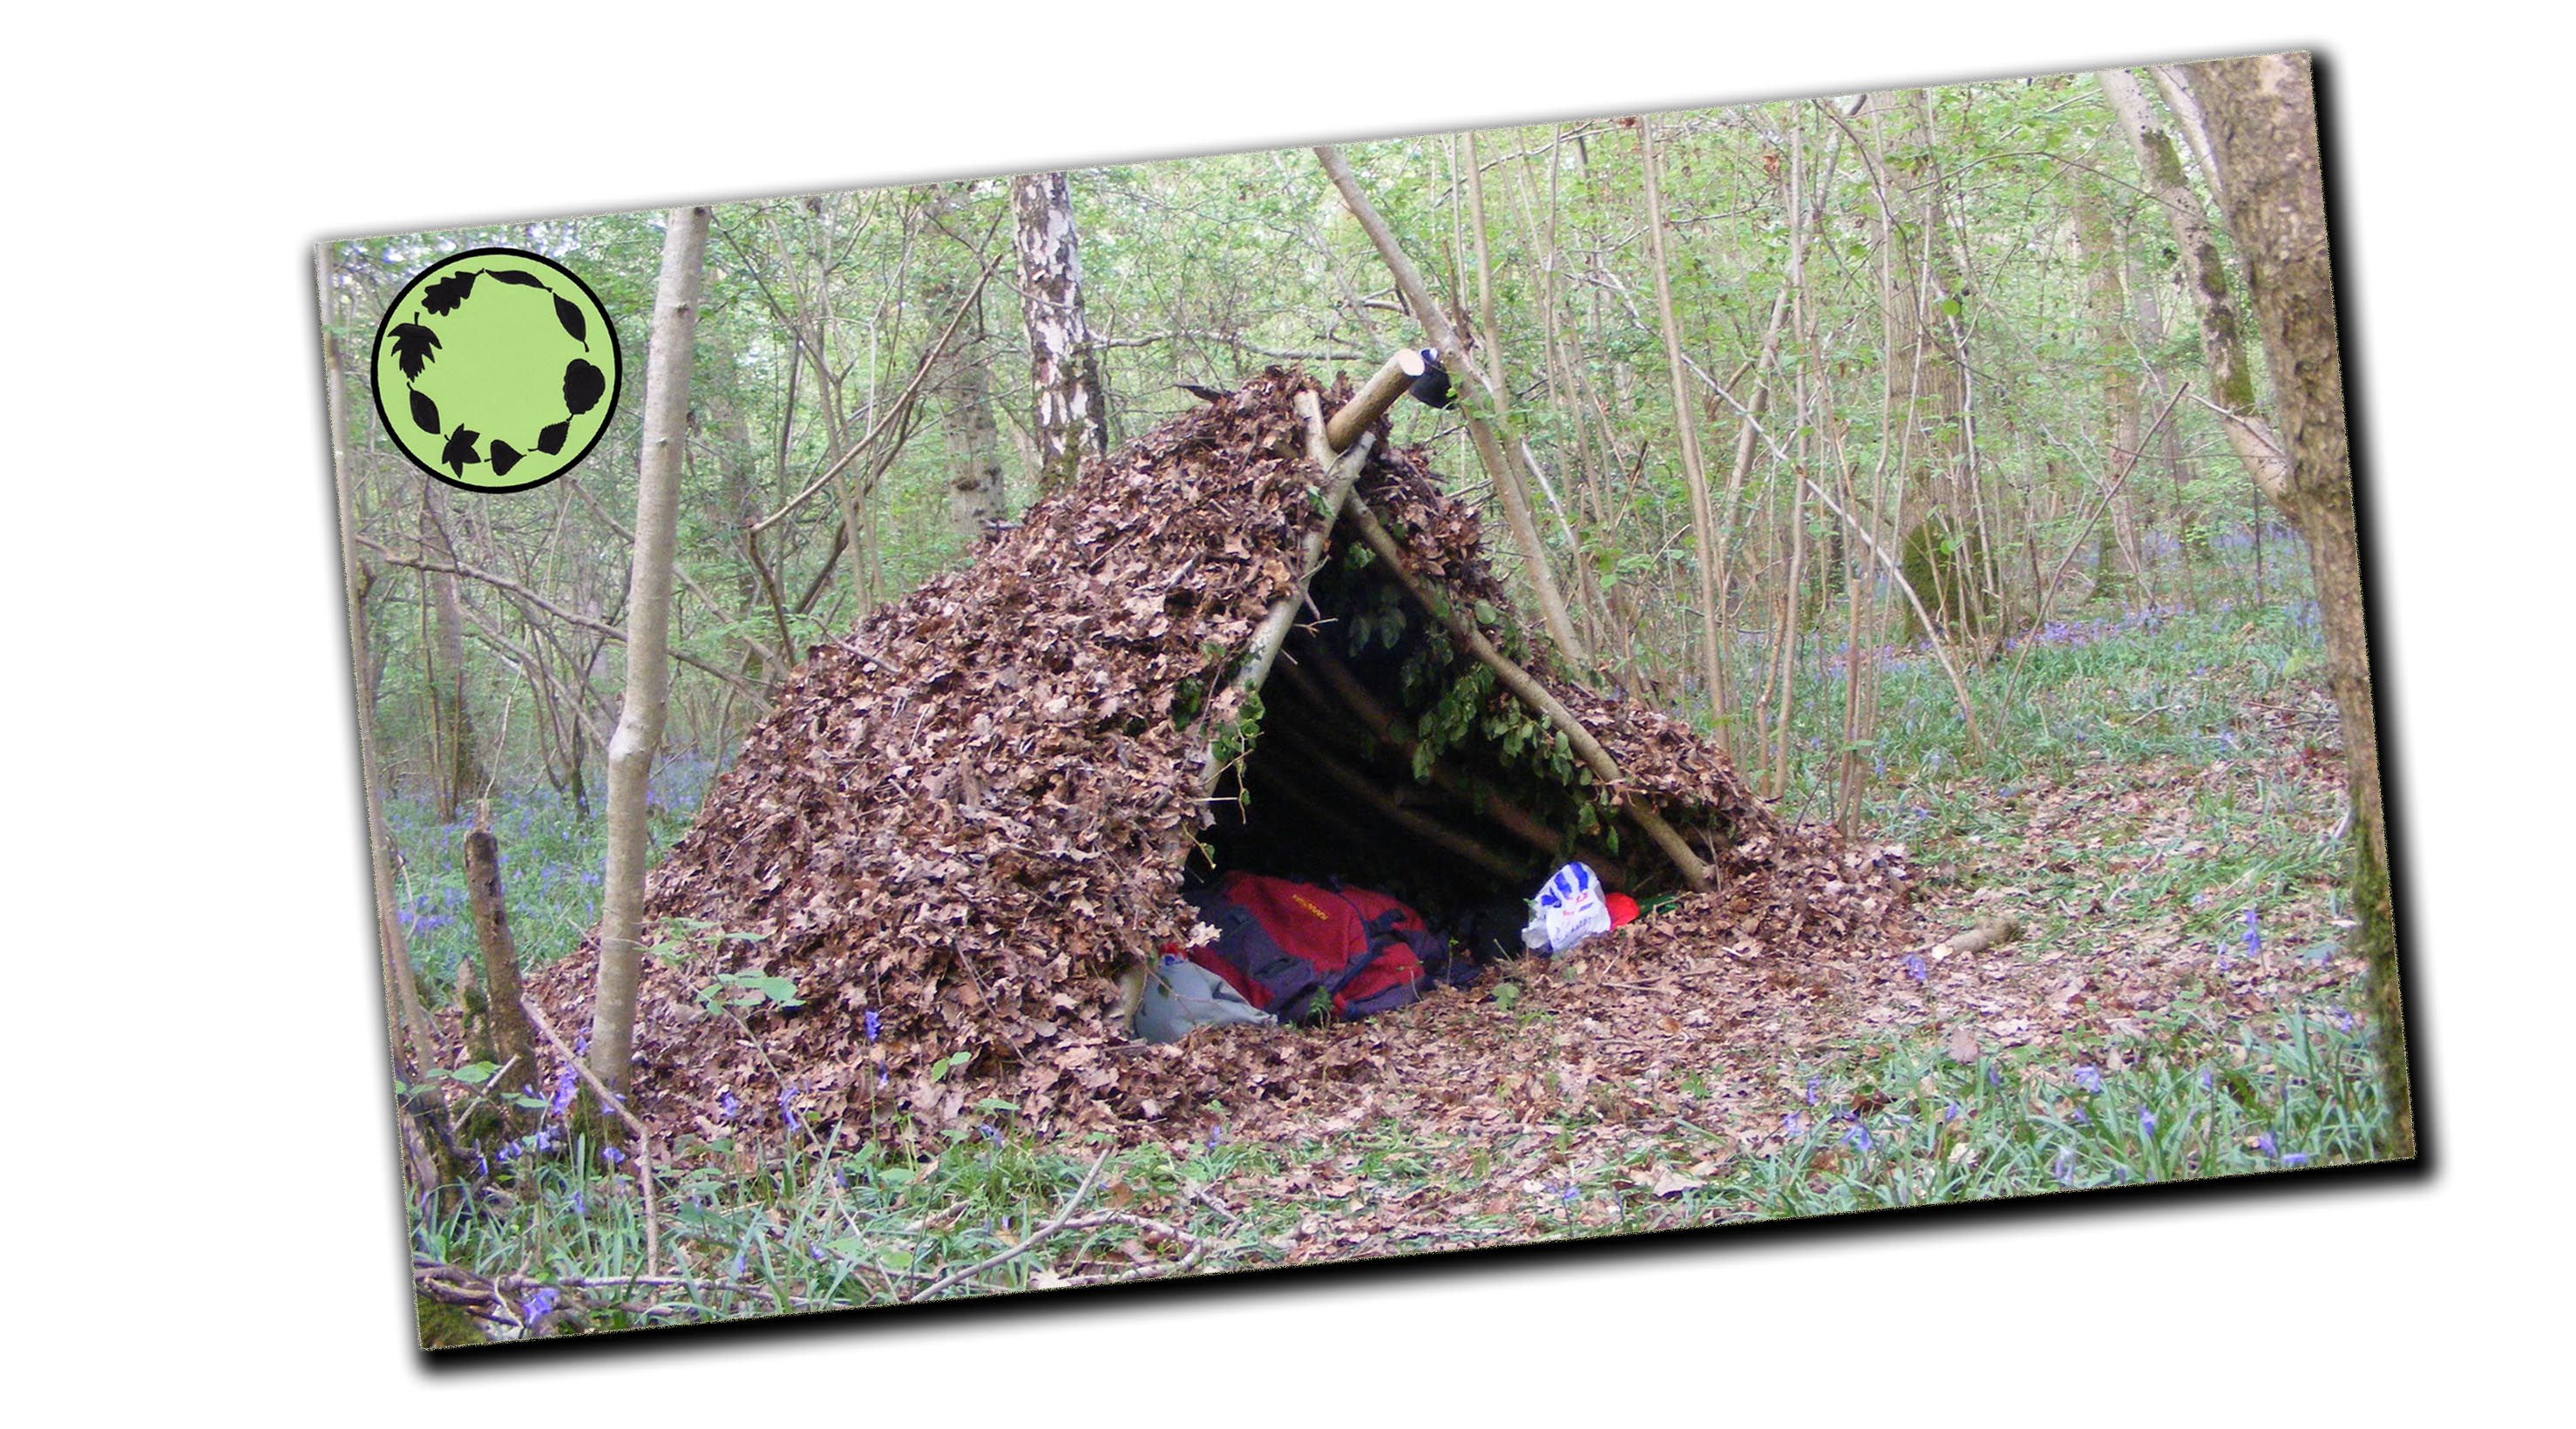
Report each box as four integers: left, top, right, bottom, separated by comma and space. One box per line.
1093, 328, 1367, 362
358, 534, 762, 701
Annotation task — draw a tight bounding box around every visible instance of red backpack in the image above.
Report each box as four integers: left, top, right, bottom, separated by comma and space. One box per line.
1181, 871, 1462, 1022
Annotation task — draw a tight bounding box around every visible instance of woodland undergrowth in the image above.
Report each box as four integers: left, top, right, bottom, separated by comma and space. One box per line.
393, 564, 2390, 1342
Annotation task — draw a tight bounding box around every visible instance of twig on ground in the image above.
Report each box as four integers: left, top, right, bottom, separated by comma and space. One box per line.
519, 998, 662, 1277
905, 1148, 1115, 1302
1186, 1182, 1243, 1229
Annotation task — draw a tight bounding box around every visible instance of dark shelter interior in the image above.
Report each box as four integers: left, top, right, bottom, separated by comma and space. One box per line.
1190, 512, 1664, 954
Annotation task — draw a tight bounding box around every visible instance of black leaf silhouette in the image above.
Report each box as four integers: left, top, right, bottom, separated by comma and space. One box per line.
440, 424, 483, 478
490, 439, 525, 477
389, 321, 440, 380
553, 295, 586, 347
536, 420, 569, 455
409, 388, 441, 435
423, 270, 477, 315
562, 358, 606, 416
489, 270, 546, 288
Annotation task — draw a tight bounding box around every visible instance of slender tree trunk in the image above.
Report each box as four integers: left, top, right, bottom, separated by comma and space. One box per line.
2076, 184, 2143, 604
2128, 234, 2209, 599
1635, 116, 1731, 743
927, 192, 1007, 544
586, 205, 711, 1102
2098, 66, 2297, 528
1010, 171, 1108, 496
1313, 144, 1592, 671
321, 247, 461, 1186
2188, 52, 2409, 1157
419, 480, 485, 816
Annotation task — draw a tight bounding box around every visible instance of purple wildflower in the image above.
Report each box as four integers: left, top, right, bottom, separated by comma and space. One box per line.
778, 1085, 801, 1131
2256, 1132, 2278, 1158
2199, 1067, 2213, 1092
2139, 1107, 2157, 1138
1903, 953, 1929, 983
1558, 1183, 1579, 1204
1783, 1112, 1805, 1136
2244, 907, 2261, 957
523, 1287, 559, 1324
718, 1090, 739, 1120
2073, 1065, 2104, 1095
546, 1063, 579, 1118
977, 1121, 1000, 1144
2051, 1150, 2076, 1186
864, 1008, 880, 1042
600, 1145, 626, 1168
1843, 1120, 1874, 1152
2070, 1107, 2089, 1126
1804, 1076, 1820, 1106
1943, 1101, 1964, 1123
2282, 1152, 2310, 1167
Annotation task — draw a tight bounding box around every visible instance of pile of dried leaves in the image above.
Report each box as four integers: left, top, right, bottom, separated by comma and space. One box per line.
525, 369, 1915, 1149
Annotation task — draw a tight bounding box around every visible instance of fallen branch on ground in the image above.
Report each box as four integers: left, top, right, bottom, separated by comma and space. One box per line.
1917, 916, 2024, 961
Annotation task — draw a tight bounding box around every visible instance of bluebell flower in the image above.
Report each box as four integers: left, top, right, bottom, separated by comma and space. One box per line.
2139, 1107, 2157, 1137
778, 1084, 801, 1130
1206, 1125, 1224, 1150
1902, 953, 1928, 982
1987, 1064, 2004, 1088
2243, 907, 2261, 956
1558, 1183, 1579, 1204
2198, 1067, 2213, 1092
1783, 1112, 1805, 1136
546, 1064, 578, 1118
600, 1145, 626, 1168
864, 1008, 880, 1042
718, 1090, 739, 1120
1843, 1121, 1874, 1152
2073, 1065, 2104, 1095
1804, 1076, 1820, 1107
571, 1190, 586, 1216
977, 1122, 1000, 1144
2051, 1150, 2076, 1186
2282, 1152, 2309, 1167
524, 1287, 559, 1323
1943, 1101, 1964, 1123
2256, 1132, 2278, 1158
2070, 1107, 2089, 1126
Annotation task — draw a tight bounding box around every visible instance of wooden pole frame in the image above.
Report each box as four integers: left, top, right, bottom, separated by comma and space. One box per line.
1336, 489, 1717, 892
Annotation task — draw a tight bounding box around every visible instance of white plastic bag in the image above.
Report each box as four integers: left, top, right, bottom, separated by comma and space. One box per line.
1533, 862, 1611, 955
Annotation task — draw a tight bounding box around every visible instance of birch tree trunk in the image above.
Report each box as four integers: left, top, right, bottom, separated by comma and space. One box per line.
586, 205, 711, 1101
1011, 171, 1108, 496
2187, 53, 2409, 1157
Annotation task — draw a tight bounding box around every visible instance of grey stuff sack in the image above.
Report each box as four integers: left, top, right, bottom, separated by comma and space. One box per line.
1134, 955, 1277, 1044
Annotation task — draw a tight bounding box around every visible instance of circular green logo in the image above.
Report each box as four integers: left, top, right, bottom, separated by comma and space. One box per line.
369, 247, 621, 493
